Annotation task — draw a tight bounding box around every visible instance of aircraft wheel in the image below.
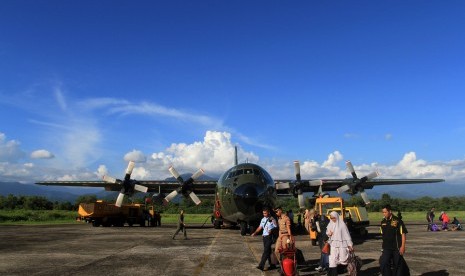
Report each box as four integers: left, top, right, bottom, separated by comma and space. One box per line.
240, 221, 247, 236
249, 226, 256, 235
214, 219, 222, 229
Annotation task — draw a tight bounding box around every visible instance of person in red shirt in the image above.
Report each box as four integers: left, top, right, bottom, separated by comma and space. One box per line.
441, 211, 450, 230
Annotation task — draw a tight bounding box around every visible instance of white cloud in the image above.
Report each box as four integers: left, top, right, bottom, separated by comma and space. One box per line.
0, 133, 25, 162
54, 85, 67, 111
96, 165, 108, 178
31, 149, 55, 159
146, 131, 259, 178
80, 97, 223, 128
124, 150, 146, 163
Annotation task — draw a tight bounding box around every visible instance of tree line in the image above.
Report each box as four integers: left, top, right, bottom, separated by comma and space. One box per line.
1, 193, 465, 213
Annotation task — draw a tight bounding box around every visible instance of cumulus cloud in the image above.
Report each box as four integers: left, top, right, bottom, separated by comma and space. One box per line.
124, 150, 147, 163
139, 131, 259, 179
31, 149, 55, 159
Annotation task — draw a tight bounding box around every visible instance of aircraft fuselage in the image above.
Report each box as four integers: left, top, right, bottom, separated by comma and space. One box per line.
214, 163, 277, 229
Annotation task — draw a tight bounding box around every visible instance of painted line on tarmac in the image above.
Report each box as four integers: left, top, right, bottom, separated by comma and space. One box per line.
192, 229, 222, 276
245, 235, 266, 275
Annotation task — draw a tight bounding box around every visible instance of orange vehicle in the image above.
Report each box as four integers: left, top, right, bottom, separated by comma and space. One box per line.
309, 197, 369, 245
77, 200, 160, 227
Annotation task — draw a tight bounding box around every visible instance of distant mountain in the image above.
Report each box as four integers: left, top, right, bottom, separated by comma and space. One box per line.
0, 181, 103, 202
363, 182, 465, 199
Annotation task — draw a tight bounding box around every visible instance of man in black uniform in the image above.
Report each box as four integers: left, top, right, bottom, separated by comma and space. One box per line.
380, 204, 407, 276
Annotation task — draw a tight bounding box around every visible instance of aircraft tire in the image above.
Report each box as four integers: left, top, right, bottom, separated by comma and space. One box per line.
240, 221, 247, 236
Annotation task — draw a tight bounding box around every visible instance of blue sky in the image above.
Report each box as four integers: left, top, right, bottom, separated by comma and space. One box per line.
1, 1, 464, 185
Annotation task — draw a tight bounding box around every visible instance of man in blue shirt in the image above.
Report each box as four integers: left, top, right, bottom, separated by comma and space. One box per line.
252, 207, 277, 271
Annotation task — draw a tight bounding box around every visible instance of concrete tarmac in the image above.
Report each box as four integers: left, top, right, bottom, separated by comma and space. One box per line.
0, 223, 464, 276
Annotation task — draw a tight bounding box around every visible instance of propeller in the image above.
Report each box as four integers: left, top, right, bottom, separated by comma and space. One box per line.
336, 160, 379, 205
275, 161, 323, 208
102, 161, 149, 207
163, 166, 204, 206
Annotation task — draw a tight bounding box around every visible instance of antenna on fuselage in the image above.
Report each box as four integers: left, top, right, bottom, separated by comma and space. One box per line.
234, 146, 238, 166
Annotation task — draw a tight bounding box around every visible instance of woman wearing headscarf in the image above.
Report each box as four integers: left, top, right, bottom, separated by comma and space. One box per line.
326, 211, 354, 276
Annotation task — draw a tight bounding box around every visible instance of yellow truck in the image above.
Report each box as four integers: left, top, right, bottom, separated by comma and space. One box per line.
77, 200, 160, 227
309, 197, 369, 245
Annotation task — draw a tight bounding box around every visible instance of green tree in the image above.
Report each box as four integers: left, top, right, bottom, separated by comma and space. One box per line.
75, 195, 97, 207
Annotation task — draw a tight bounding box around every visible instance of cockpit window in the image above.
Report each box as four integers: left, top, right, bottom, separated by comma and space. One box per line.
227, 169, 243, 178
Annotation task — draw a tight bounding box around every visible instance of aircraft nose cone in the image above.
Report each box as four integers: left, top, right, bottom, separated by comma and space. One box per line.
242, 186, 258, 205
234, 183, 261, 211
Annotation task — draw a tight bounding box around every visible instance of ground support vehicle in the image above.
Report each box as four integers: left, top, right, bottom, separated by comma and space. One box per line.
77, 200, 160, 227
309, 197, 370, 245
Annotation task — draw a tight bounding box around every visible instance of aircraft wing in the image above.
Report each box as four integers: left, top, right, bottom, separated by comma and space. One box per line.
35, 180, 218, 195
276, 178, 444, 191
275, 160, 445, 205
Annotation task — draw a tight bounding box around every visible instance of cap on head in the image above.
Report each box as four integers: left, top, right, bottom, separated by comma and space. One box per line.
274, 206, 282, 212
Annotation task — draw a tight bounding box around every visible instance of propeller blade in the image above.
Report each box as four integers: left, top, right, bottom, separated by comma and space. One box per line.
366, 171, 379, 180
294, 161, 301, 181
346, 161, 357, 179
168, 166, 183, 182
298, 194, 305, 209
189, 192, 202, 205
102, 175, 117, 184
337, 184, 351, 194
360, 190, 370, 205
164, 190, 179, 203
115, 193, 125, 207
275, 182, 291, 190
191, 169, 205, 180
309, 180, 323, 186
134, 184, 148, 193
126, 161, 135, 175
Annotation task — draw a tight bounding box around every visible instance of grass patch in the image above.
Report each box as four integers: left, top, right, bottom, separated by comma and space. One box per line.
368, 211, 465, 223
0, 210, 77, 225
1, 210, 464, 225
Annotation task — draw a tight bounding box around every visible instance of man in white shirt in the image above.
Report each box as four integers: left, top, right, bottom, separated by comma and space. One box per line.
252, 207, 277, 271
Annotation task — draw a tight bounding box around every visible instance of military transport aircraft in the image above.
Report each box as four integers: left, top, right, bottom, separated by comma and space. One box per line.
36, 148, 444, 235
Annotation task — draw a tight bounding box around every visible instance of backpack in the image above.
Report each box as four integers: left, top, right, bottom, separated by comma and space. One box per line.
439, 214, 443, 221
431, 224, 439, 231
347, 252, 362, 276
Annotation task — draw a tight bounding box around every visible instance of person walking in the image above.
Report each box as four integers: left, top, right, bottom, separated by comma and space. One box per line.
426, 207, 435, 231
172, 209, 187, 240
251, 207, 277, 271
274, 206, 293, 265
315, 210, 330, 273
326, 211, 353, 276
380, 204, 408, 276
